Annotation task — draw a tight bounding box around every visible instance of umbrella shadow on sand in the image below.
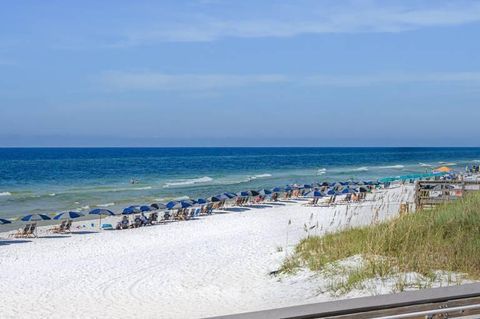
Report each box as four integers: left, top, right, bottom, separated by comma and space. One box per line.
0, 239, 32, 246
222, 207, 250, 213
70, 231, 98, 235
39, 235, 71, 239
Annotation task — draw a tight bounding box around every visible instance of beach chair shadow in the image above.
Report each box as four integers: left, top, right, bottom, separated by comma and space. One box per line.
266, 202, 286, 206
40, 235, 71, 239
247, 205, 273, 209
223, 207, 250, 212
70, 231, 98, 235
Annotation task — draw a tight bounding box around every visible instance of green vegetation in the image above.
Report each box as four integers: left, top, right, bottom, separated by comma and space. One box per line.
281, 192, 480, 294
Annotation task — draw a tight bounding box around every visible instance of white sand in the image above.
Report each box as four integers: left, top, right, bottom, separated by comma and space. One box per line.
0, 185, 415, 319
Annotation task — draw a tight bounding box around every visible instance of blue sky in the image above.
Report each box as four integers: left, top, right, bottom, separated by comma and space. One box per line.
1, 0, 480, 147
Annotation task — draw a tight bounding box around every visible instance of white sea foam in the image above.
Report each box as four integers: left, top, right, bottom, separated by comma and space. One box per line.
163, 176, 213, 188
354, 167, 369, 172
317, 168, 327, 175
379, 165, 404, 169
252, 173, 272, 179
77, 205, 90, 211
49, 193, 56, 197
245, 173, 272, 182
0, 192, 12, 196
97, 202, 115, 207
419, 163, 432, 167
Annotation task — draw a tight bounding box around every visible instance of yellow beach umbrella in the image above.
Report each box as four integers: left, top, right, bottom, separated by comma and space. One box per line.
434, 166, 452, 173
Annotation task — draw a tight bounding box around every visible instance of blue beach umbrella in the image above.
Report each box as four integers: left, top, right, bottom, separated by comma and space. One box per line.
89, 209, 115, 216
0, 218, 12, 224
222, 192, 237, 199
20, 213, 51, 222
207, 196, 222, 202
89, 208, 116, 228
139, 205, 152, 212
150, 203, 166, 210
53, 211, 84, 220
304, 190, 323, 198
166, 201, 192, 210
122, 206, 141, 215
258, 189, 272, 196
195, 198, 208, 205
272, 187, 285, 193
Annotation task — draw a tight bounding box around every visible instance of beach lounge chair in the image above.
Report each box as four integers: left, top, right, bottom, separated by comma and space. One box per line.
10, 224, 31, 238
50, 220, 67, 233
64, 220, 72, 232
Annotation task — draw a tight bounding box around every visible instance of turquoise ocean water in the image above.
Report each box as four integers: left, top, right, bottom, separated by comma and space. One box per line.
1, 147, 479, 218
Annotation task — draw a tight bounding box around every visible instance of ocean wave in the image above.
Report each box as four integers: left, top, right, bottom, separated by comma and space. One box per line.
252, 173, 272, 178
353, 167, 369, 172
49, 193, 56, 196
317, 168, 327, 175
76, 205, 90, 211
163, 176, 213, 188
245, 173, 272, 182
97, 202, 115, 207
379, 165, 404, 169
438, 162, 457, 166
419, 163, 432, 167
0, 192, 12, 196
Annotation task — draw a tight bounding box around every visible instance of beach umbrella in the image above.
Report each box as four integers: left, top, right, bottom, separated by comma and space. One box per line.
258, 189, 272, 196
20, 213, 51, 222
304, 190, 323, 198
358, 186, 369, 193
213, 194, 229, 201
89, 209, 115, 216
0, 218, 12, 224
320, 182, 329, 187
53, 211, 84, 220
139, 205, 152, 212
89, 209, 115, 228
222, 192, 237, 199
195, 198, 208, 205
150, 203, 166, 210
122, 206, 141, 215
272, 187, 285, 193
207, 196, 221, 202
166, 201, 192, 210
303, 184, 313, 189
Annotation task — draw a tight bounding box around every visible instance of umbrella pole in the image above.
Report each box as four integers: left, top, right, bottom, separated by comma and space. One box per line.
99, 214, 102, 229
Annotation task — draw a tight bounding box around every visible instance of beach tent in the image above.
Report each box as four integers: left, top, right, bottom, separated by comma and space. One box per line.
53, 211, 84, 220
20, 214, 51, 222
0, 218, 12, 224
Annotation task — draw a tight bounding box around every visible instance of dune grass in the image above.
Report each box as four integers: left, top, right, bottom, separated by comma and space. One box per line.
281, 192, 480, 293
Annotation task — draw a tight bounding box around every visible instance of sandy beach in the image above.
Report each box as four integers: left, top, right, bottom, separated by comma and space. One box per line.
0, 185, 415, 319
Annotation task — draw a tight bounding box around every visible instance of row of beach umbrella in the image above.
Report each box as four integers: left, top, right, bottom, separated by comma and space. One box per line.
1, 180, 379, 225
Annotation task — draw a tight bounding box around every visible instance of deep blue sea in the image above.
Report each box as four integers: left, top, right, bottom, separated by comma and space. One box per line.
1, 147, 480, 218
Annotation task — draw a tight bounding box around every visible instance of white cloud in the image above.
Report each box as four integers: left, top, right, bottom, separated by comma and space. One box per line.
97, 71, 480, 91
118, 1, 480, 44
98, 71, 288, 91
